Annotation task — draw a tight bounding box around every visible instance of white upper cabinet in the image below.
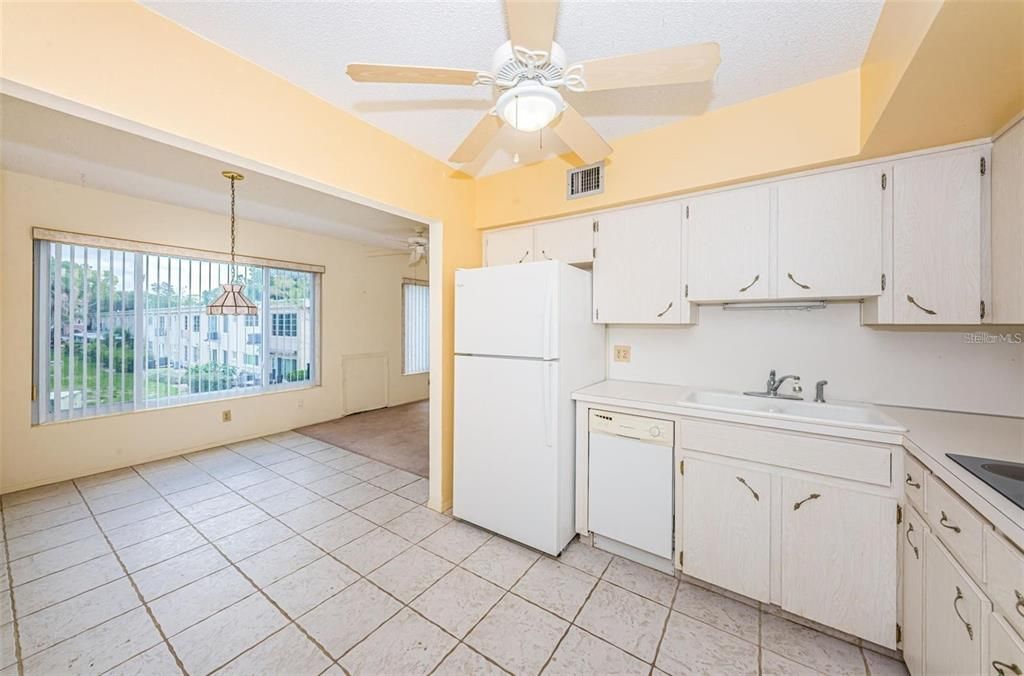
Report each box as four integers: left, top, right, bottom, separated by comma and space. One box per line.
687, 185, 772, 302
776, 166, 884, 299
534, 216, 594, 265
484, 227, 534, 266
593, 201, 692, 324
992, 117, 1024, 324
892, 149, 985, 324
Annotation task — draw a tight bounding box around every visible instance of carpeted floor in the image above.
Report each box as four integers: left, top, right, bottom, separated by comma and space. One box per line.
296, 400, 429, 477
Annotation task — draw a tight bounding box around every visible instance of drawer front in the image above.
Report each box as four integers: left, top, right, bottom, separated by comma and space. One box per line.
926, 473, 988, 582
988, 612, 1024, 676
679, 420, 893, 486
903, 452, 927, 511
986, 529, 1024, 639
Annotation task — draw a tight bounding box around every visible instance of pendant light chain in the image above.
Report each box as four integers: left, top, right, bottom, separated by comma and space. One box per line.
229, 174, 237, 279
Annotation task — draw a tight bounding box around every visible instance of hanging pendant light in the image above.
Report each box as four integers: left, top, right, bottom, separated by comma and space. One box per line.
207, 171, 258, 316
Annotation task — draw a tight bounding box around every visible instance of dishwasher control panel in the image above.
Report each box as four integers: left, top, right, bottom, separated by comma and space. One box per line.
589, 409, 674, 447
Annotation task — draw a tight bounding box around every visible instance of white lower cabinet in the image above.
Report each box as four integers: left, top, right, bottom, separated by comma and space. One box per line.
681, 457, 771, 602
924, 533, 989, 676
903, 505, 928, 676
988, 612, 1024, 676
780, 477, 898, 649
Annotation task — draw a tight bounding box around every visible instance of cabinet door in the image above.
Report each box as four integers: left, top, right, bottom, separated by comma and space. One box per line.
903, 506, 928, 676
777, 166, 884, 299
484, 227, 534, 266
924, 533, 986, 676
593, 202, 688, 324
687, 185, 772, 301
780, 477, 898, 648
534, 216, 594, 265
893, 150, 982, 324
681, 456, 771, 602
988, 612, 1024, 676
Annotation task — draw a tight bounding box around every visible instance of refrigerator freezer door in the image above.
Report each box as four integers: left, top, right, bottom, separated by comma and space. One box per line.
454, 354, 563, 554
455, 262, 559, 359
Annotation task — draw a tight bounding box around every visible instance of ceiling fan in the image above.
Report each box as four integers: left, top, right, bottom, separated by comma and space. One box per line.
347, 0, 720, 166
367, 227, 429, 266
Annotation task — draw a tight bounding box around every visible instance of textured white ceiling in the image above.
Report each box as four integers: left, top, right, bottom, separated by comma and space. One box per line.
141, 1, 883, 176
1, 96, 426, 249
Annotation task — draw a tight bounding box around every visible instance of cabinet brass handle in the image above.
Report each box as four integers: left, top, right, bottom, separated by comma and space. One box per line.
736, 476, 759, 501
517, 250, 531, 263
905, 522, 919, 560
953, 586, 974, 640
1015, 590, 1024, 618
905, 473, 921, 489
793, 493, 821, 510
657, 301, 674, 318
993, 660, 1023, 675
939, 510, 961, 533
739, 275, 760, 293
787, 272, 811, 290
540, 250, 552, 260
907, 294, 937, 315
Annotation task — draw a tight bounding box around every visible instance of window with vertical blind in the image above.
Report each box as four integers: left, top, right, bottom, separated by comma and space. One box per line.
402, 279, 429, 375
33, 233, 321, 424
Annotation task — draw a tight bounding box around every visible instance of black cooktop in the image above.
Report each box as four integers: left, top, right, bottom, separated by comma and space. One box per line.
947, 454, 1024, 511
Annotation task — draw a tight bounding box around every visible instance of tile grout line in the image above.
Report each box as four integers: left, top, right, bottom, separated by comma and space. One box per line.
758, 601, 764, 676
68, 480, 190, 676
648, 573, 681, 672
1, 502, 27, 676
534, 553, 609, 675
130, 460, 341, 671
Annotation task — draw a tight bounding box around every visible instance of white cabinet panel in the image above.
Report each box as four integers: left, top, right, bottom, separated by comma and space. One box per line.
682, 456, 771, 602
780, 477, 898, 648
988, 612, 1024, 676
484, 227, 534, 266
776, 166, 884, 299
534, 216, 594, 265
924, 533, 987, 676
593, 201, 690, 324
992, 117, 1024, 323
902, 506, 928, 676
985, 528, 1024, 640
893, 150, 983, 324
687, 185, 772, 302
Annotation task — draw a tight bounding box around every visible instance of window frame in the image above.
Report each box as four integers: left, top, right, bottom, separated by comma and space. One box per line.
401, 278, 430, 376
32, 235, 322, 425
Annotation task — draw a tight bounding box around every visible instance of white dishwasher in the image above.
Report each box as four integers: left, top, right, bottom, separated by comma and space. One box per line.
588, 409, 674, 572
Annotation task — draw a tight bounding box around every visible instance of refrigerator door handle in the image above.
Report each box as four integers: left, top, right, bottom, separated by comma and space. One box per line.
542, 275, 556, 359
543, 362, 555, 447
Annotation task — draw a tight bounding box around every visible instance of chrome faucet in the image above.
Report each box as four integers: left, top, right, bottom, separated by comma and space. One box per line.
744, 369, 804, 400
815, 380, 828, 403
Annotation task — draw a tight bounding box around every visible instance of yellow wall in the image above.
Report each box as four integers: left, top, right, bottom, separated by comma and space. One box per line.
0, 170, 429, 492
0, 1, 480, 505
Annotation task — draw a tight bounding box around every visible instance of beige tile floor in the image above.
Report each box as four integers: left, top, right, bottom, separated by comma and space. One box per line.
0, 431, 909, 675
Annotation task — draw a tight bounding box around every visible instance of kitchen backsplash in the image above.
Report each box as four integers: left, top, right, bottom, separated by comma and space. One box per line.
606, 302, 1024, 417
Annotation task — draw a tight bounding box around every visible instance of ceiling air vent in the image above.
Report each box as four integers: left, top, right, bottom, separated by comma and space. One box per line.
566, 161, 605, 200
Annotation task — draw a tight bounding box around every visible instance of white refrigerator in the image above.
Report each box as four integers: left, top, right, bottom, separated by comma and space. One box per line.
454, 261, 605, 555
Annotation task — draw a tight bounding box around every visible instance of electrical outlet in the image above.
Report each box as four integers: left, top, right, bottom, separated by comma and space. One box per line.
222, 410, 232, 422
613, 345, 632, 363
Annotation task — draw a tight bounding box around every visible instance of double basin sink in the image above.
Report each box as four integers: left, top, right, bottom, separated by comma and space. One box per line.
679, 390, 907, 434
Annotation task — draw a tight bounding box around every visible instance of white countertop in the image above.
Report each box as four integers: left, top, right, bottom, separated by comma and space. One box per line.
573, 379, 1024, 549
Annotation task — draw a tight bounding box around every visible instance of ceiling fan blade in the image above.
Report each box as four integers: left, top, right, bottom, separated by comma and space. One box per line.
575, 42, 721, 92
449, 113, 504, 163
347, 63, 480, 85
505, 0, 559, 54
552, 104, 612, 164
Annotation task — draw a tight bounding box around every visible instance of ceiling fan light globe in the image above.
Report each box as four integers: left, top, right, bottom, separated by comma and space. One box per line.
496, 82, 564, 132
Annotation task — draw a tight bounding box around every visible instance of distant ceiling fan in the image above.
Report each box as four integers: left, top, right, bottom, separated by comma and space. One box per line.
347, 0, 720, 165
367, 227, 429, 266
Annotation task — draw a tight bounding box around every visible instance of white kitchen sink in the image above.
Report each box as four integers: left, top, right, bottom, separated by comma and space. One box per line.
679, 390, 907, 433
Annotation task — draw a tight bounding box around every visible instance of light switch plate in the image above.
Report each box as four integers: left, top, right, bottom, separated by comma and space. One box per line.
613, 345, 631, 363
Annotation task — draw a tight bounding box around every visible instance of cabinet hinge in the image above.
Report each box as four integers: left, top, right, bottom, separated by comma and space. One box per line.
881, 173, 887, 190
31, 384, 38, 401
980, 157, 987, 176
593, 247, 597, 259
980, 300, 986, 320
679, 460, 685, 475
685, 205, 690, 219
896, 623, 902, 645
896, 505, 903, 525
593, 220, 599, 233
880, 273, 886, 292
678, 551, 684, 566
595, 308, 599, 321
684, 284, 689, 299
